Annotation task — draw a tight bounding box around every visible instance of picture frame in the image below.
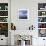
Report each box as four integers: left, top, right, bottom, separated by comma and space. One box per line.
18, 9, 29, 20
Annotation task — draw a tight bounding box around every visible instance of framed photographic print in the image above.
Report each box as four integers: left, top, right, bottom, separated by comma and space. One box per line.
18, 9, 29, 19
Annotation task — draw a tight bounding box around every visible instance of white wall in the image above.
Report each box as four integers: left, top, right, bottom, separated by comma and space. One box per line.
11, 0, 38, 30
11, 0, 46, 46
11, 0, 46, 30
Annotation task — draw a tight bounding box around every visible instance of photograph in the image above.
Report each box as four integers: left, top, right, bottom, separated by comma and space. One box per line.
18, 9, 29, 19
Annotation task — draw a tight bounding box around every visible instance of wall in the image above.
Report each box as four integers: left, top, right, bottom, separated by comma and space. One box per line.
11, 0, 46, 30
11, 0, 46, 46
11, 0, 38, 30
